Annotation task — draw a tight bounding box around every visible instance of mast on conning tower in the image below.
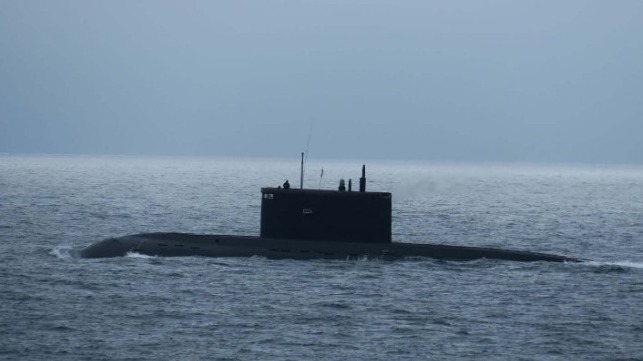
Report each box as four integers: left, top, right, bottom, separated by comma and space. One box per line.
359, 165, 366, 192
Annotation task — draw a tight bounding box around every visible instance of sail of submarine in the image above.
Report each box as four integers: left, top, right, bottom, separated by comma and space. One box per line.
80, 162, 579, 262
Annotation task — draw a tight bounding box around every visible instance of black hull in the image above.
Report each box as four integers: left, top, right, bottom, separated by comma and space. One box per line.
80, 233, 578, 262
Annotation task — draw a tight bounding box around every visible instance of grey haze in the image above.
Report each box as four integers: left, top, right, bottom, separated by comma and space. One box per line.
1, 0, 642, 163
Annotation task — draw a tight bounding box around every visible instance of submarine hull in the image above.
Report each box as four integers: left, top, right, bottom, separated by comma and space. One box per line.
80, 232, 577, 262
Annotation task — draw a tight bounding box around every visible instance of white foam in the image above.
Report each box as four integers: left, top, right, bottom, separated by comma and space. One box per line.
50, 246, 74, 260
125, 251, 154, 259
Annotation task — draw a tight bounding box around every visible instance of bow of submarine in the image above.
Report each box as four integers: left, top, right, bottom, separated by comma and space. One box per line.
80, 236, 140, 258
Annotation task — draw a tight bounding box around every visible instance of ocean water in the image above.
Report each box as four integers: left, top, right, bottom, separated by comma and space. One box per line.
1, 154, 643, 360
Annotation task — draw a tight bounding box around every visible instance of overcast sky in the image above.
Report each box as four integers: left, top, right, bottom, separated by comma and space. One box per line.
1, 0, 642, 163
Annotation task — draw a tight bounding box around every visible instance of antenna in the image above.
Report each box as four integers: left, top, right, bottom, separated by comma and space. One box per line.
300, 152, 304, 189
302, 124, 312, 189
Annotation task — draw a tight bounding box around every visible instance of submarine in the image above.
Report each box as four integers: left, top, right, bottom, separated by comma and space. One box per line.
80, 162, 578, 262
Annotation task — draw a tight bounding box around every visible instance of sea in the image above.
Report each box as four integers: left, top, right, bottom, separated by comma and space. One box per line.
1, 154, 642, 361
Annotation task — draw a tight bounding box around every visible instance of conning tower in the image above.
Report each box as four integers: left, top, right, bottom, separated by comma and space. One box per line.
260, 165, 392, 243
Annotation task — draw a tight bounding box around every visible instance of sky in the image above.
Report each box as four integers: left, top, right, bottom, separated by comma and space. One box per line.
1, 0, 642, 164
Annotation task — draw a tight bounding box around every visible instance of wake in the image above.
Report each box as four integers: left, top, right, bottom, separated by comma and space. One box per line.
584, 260, 643, 270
